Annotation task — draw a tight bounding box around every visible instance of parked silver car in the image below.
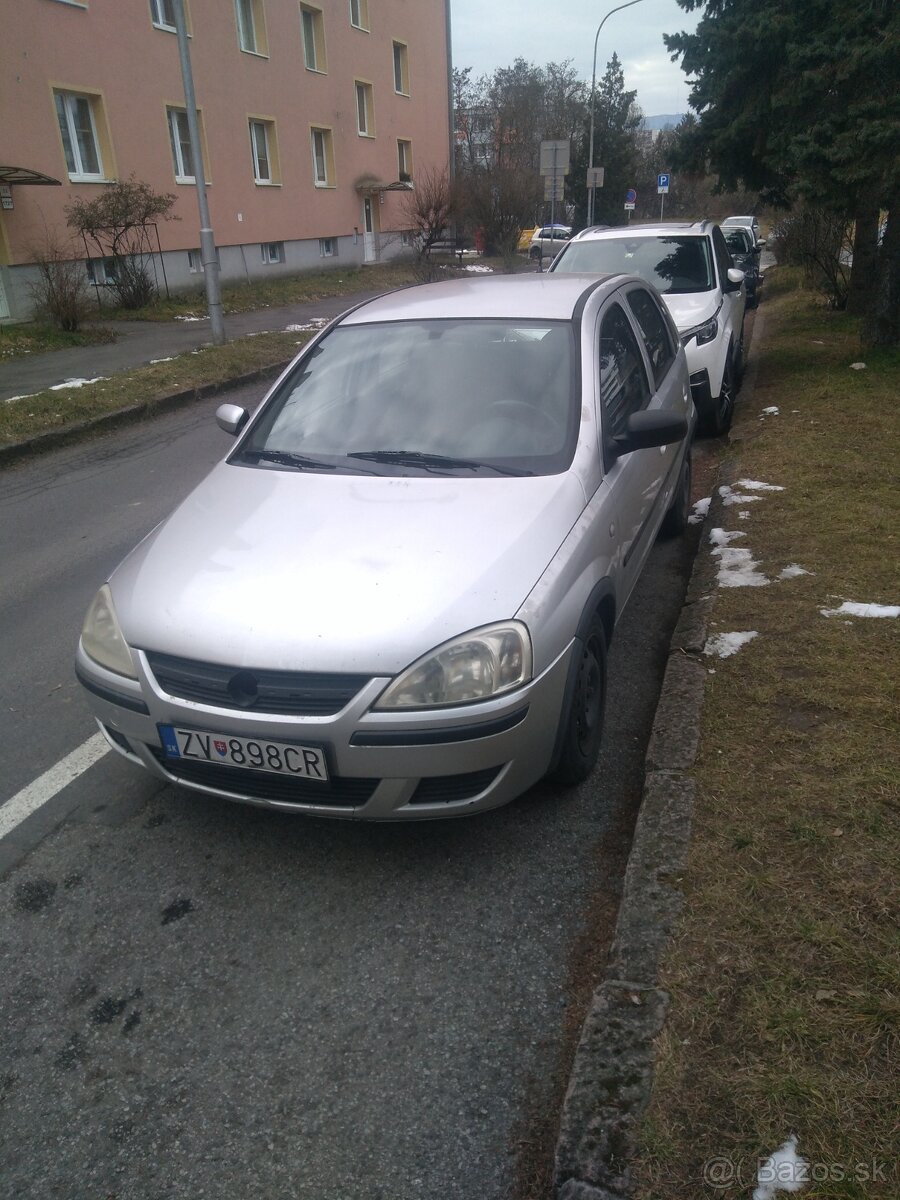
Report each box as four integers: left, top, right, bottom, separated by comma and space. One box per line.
77, 274, 694, 820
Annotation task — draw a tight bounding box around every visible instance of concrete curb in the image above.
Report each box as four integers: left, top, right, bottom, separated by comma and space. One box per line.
553, 310, 768, 1198
0, 358, 294, 470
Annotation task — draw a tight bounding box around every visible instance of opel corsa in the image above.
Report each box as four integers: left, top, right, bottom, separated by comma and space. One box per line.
77, 274, 695, 820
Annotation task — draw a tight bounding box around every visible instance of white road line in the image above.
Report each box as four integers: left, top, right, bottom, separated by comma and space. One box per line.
0, 733, 110, 840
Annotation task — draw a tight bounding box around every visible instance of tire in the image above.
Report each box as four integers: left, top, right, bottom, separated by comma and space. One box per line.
550, 616, 608, 786
530, 246, 541, 262
660, 447, 692, 538
702, 352, 736, 437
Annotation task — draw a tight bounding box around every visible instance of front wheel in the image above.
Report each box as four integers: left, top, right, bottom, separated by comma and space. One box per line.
550, 617, 607, 786
703, 354, 735, 437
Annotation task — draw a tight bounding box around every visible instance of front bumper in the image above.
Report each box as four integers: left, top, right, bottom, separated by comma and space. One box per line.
75, 640, 574, 820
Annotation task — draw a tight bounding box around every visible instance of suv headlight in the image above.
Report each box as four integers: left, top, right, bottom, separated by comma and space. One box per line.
682, 316, 719, 347
375, 622, 533, 710
81, 584, 137, 679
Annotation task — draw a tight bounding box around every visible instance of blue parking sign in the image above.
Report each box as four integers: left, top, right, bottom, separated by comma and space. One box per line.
657, 173, 670, 192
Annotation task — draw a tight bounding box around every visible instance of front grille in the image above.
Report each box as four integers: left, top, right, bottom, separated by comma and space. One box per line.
147, 746, 378, 807
408, 766, 503, 805
145, 651, 371, 716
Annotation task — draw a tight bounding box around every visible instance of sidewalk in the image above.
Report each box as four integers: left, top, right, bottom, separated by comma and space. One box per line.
0, 289, 386, 403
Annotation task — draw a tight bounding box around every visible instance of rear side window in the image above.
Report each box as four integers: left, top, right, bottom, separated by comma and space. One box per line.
712, 226, 734, 281
599, 303, 651, 440
626, 287, 676, 387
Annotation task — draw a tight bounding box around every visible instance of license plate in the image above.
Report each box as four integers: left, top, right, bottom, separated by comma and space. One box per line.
158, 725, 329, 783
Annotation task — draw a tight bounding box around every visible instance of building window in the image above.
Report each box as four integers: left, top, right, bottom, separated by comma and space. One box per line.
319, 238, 336, 258
54, 90, 105, 181
249, 119, 278, 183
236, 0, 266, 54
400, 229, 416, 247
310, 127, 334, 186
397, 139, 412, 182
167, 107, 196, 182
188, 249, 203, 273
85, 257, 118, 286
349, 0, 368, 30
150, 0, 176, 30
300, 5, 326, 72
355, 81, 374, 137
392, 41, 409, 95
261, 241, 284, 264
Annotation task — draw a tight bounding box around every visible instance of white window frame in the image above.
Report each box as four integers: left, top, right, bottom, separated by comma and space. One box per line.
392, 41, 409, 96
310, 127, 332, 186
355, 81, 374, 137
236, 0, 262, 54
300, 5, 325, 72
349, 0, 368, 31
319, 238, 336, 258
55, 90, 104, 181
397, 138, 412, 180
85, 257, 117, 286
188, 249, 204, 273
250, 119, 274, 183
167, 107, 195, 182
261, 241, 284, 264
150, 0, 176, 30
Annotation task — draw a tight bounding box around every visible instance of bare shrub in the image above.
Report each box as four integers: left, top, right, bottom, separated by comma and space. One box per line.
769, 209, 853, 309
28, 235, 91, 331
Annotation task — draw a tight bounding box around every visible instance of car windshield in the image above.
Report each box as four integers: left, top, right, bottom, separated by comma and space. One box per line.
725, 229, 753, 254
236, 319, 579, 477
553, 235, 715, 294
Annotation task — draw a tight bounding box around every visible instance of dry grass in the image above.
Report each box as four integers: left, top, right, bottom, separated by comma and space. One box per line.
632, 274, 899, 1197
0, 322, 116, 359
0, 329, 309, 446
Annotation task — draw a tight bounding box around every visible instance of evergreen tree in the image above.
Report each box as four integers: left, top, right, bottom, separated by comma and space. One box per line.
568, 54, 642, 228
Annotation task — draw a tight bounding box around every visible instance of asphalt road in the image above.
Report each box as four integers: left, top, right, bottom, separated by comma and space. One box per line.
0, 386, 706, 1199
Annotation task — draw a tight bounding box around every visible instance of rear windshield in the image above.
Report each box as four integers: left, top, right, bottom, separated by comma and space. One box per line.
235, 319, 579, 477
553, 235, 715, 294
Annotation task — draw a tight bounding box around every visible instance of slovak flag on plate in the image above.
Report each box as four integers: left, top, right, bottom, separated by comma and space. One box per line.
214, 740, 228, 756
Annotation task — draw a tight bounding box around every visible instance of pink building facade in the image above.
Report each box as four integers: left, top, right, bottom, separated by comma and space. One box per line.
0, 0, 452, 320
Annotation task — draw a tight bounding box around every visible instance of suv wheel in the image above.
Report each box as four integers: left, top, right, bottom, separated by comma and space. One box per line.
551, 616, 607, 786
704, 354, 735, 437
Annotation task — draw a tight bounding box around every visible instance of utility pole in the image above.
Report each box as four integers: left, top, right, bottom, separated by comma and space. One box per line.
173, 0, 225, 345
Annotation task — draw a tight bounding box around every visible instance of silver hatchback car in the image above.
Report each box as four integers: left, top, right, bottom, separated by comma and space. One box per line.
77, 274, 694, 820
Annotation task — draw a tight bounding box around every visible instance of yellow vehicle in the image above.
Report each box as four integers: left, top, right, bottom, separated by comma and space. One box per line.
517, 226, 539, 252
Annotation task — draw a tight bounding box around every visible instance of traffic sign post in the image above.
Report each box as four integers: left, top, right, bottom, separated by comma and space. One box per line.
657, 172, 671, 220
539, 139, 570, 252
586, 166, 604, 222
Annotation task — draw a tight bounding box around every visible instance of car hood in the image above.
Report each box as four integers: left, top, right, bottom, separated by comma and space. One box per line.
111, 462, 587, 675
660, 291, 720, 331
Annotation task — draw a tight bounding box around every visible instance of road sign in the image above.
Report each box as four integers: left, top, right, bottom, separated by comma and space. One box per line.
624, 202, 636, 211
540, 139, 570, 176
586, 167, 605, 188
657, 172, 670, 194
543, 175, 565, 201
625, 187, 637, 204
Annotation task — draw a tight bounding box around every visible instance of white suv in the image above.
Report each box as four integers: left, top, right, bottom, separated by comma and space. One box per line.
550, 222, 746, 435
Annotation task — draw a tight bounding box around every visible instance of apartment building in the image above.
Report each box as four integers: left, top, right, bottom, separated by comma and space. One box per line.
0, 0, 453, 321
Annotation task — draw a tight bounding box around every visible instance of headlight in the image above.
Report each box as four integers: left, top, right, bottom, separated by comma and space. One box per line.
375, 622, 533, 710
81, 584, 137, 679
682, 316, 719, 347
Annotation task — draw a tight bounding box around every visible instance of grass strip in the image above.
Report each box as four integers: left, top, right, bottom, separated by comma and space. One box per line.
0, 323, 116, 358
0, 329, 310, 446
632, 272, 899, 1198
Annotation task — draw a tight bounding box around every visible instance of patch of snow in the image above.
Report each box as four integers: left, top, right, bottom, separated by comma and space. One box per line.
283, 319, 328, 332
464, 265, 493, 273
704, 631, 759, 658
736, 479, 785, 492
821, 601, 898, 619
48, 376, 107, 391
778, 564, 811, 580
4, 393, 36, 404
738, 510, 751, 519
175, 315, 206, 322
149, 357, 175, 364
719, 485, 762, 506
849, 361, 866, 370
709, 527, 769, 587
688, 496, 710, 525
753, 1134, 808, 1199
761, 406, 780, 416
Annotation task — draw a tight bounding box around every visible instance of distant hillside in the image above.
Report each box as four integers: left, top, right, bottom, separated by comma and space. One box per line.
643, 113, 685, 130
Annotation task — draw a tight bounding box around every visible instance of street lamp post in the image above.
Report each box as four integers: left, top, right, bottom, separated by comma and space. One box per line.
587, 0, 648, 228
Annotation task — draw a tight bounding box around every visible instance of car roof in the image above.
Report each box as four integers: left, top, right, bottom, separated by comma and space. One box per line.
723, 215, 756, 223
570, 220, 715, 242
341, 273, 624, 324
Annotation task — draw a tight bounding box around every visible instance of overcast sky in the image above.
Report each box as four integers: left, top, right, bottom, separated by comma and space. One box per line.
450, 0, 699, 118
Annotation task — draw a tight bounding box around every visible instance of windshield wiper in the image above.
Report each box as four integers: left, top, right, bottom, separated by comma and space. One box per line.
347, 450, 531, 476
238, 449, 337, 471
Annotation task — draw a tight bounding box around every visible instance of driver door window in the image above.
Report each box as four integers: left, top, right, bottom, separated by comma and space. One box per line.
599, 303, 651, 442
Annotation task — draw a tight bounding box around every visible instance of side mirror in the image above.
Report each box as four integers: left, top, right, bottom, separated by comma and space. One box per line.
757, 237, 767, 247
612, 409, 688, 456
725, 267, 745, 291
216, 403, 249, 436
